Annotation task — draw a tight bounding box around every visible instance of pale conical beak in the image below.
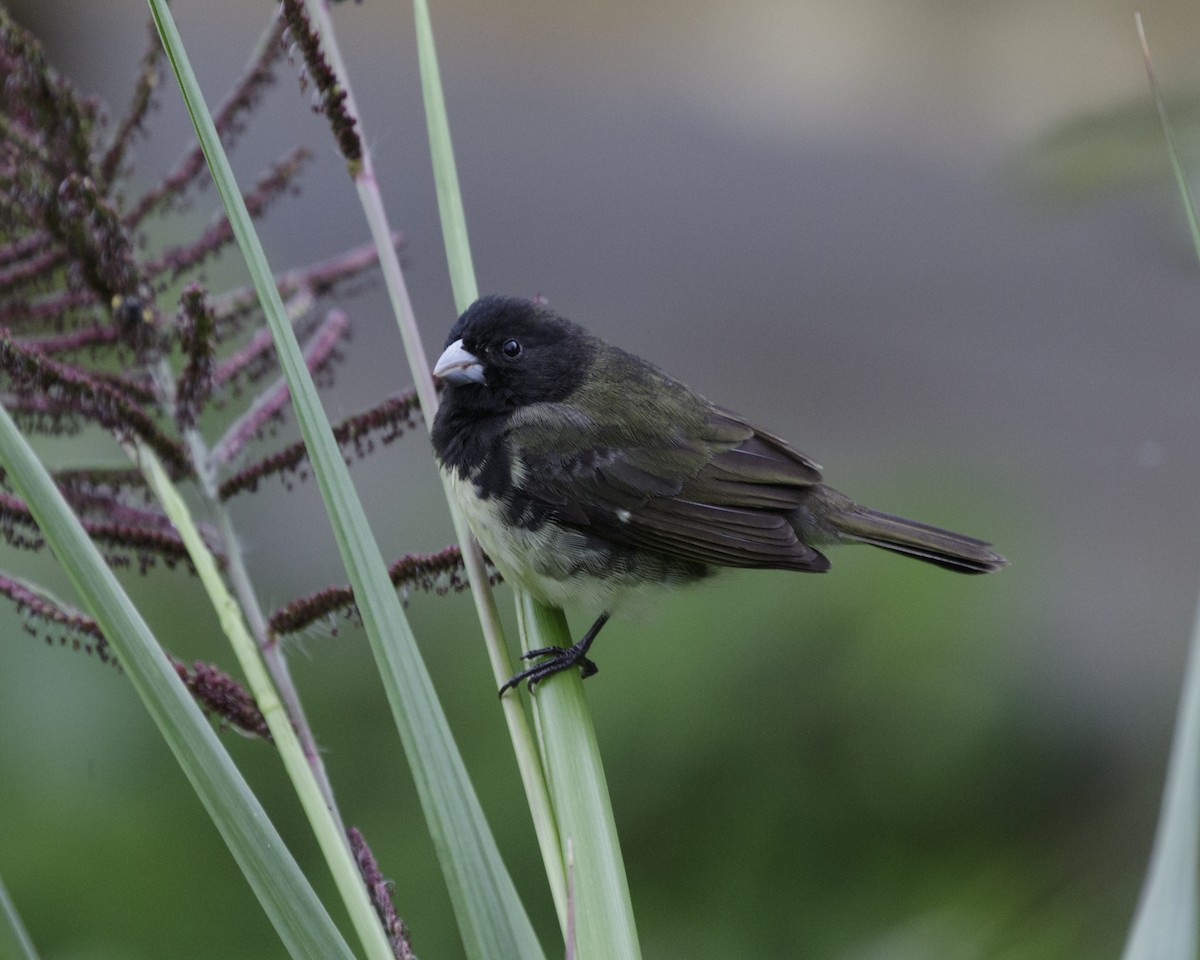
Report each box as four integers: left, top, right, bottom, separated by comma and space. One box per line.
433, 339, 485, 385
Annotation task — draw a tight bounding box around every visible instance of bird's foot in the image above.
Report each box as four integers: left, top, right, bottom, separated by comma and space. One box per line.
498, 640, 599, 697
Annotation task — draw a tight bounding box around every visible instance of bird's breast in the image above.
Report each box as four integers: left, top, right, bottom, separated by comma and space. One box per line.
440, 462, 710, 615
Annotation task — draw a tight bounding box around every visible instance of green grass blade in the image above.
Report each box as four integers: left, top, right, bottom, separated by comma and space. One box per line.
0, 871, 39, 960
519, 599, 642, 960
413, 0, 477, 309
146, 2, 545, 956
414, 4, 643, 953
0, 403, 354, 960
135, 442, 395, 960
412, 0, 570, 927
1124, 17, 1200, 958
1120, 597, 1200, 960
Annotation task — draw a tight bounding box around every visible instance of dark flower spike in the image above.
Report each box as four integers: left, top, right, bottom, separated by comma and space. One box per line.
1, 111, 54, 170
145, 147, 311, 283
268, 545, 499, 637
0, 489, 210, 574
0, 571, 269, 738
49, 467, 152, 505
98, 17, 165, 189
0, 573, 113, 662
212, 284, 321, 397
212, 325, 286, 394
0, 8, 97, 180
219, 388, 422, 500
3, 290, 113, 341
49, 484, 222, 558
278, 0, 362, 168
347, 827, 416, 960
0, 232, 55, 272
45, 175, 141, 296
55, 482, 167, 521
125, 14, 287, 226
0, 3, 439, 752
290, 236, 400, 296
207, 236, 398, 346
175, 284, 217, 429
175, 661, 271, 741
0, 329, 191, 477
1, 394, 90, 439
210, 308, 351, 468
89, 366, 158, 407
0, 247, 68, 301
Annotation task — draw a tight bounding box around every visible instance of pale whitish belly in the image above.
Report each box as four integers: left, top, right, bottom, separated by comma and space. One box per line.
442, 466, 703, 615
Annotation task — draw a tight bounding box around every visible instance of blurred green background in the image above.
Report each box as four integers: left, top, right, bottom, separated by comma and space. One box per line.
3, 0, 1200, 956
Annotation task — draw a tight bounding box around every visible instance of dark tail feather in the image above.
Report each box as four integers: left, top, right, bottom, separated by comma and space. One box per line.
829, 508, 1006, 574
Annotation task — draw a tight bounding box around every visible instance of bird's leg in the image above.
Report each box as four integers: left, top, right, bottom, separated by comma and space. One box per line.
498, 612, 611, 696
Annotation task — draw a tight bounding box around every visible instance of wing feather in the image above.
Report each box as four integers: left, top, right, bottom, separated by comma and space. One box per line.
508, 401, 830, 572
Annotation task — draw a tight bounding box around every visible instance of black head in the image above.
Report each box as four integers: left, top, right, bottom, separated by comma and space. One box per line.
433, 295, 596, 411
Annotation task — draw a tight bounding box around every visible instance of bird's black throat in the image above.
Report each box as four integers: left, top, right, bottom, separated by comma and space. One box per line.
432, 393, 516, 502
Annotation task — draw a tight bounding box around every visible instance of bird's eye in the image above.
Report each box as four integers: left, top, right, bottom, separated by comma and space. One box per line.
501, 338, 522, 358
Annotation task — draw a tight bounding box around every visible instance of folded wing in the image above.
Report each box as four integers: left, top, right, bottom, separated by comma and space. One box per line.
509, 405, 831, 572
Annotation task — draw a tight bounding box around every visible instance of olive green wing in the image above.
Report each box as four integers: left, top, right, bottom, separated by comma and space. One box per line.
508, 405, 831, 572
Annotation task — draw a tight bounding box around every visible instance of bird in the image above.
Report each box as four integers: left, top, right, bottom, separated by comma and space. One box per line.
430, 295, 1006, 695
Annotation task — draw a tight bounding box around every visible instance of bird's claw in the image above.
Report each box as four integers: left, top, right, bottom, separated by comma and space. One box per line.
497, 642, 599, 697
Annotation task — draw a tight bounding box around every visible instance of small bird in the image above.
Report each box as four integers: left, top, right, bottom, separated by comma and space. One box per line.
431, 295, 1006, 694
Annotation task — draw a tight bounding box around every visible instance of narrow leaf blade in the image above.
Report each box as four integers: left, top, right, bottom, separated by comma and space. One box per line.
146, 1, 546, 955
0, 403, 354, 960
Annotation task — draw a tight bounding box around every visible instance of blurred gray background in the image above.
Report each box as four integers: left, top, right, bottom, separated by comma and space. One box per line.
3, 0, 1200, 957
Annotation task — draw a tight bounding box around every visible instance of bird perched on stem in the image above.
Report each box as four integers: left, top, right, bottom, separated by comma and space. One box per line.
431, 295, 1006, 695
